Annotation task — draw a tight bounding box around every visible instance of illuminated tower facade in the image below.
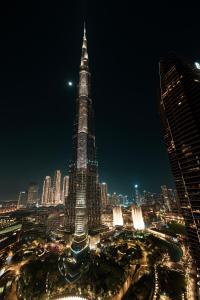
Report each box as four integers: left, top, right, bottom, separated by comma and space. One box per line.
101, 182, 108, 207
65, 25, 101, 248
111, 192, 120, 205
18, 191, 28, 207
27, 183, 39, 206
161, 185, 171, 212
41, 176, 51, 206
52, 170, 61, 204
159, 54, 200, 276
62, 175, 69, 203
134, 184, 140, 205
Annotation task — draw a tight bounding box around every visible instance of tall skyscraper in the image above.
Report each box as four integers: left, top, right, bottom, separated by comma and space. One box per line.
41, 176, 51, 206
161, 185, 172, 212
27, 183, 39, 206
62, 175, 69, 203
18, 191, 28, 207
65, 25, 101, 252
52, 170, 61, 204
111, 192, 120, 205
134, 184, 140, 205
159, 54, 200, 276
101, 182, 108, 207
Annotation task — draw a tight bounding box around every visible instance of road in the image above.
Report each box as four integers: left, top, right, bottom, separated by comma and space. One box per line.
148, 228, 197, 300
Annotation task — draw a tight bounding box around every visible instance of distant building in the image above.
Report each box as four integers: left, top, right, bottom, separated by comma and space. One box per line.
107, 193, 111, 205
101, 182, 108, 207
143, 191, 154, 206
134, 184, 141, 206
27, 183, 39, 206
161, 185, 172, 212
52, 170, 61, 204
123, 195, 129, 206
62, 175, 69, 204
46, 212, 64, 233
18, 191, 28, 207
111, 192, 120, 205
160, 54, 200, 277
41, 176, 51, 206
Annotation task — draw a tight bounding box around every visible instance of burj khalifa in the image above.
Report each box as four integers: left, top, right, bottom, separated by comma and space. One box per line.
65, 25, 101, 255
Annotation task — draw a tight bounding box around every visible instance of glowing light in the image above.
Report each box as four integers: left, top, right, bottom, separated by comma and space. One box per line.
68, 81, 73, 86
134, 184, 138, 188
195, 62, 200, 69
89, 235, 100, 250
0, 268, 5, 277
132, 206, 145, 230
113, 206, 123, 226
54, 297, 87, 300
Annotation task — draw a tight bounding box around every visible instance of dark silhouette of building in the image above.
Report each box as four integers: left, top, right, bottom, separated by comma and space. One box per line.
159, 54, 200, 276
27, 183, 39, 206
65, 25, 101, 249
18, 191, 28, 207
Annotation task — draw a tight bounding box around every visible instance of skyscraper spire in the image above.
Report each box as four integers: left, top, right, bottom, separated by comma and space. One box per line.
83, 21, 86, 39
80, 23, 88, 70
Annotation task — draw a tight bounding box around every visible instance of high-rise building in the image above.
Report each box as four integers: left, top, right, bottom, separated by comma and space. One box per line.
27, 183, 39, 206
118, 194, 124, 205
123, 195, 129, 206
65, 25, 101, 253
41, 176, 51, 206
134, 184, 140, 205
111, 192, 120, 205
101, 182, 108, 207
52, 170, 61, 204
107, 193, 111, 205
18, 191, 28, 207
159, 54, 200, 276
161, 185, 172, 212
62, 175, 69, 203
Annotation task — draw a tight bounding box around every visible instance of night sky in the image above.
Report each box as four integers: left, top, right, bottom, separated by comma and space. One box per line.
1, 0, 200, 200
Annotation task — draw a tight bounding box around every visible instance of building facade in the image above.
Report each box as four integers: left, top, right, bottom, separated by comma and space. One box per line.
41, 176, 51, 206
18, 191, 28, 207
111, 192, 120, 205
101, 182, 108, 208
27, 183, 39, 206
52, 170, 61, 204
65, 25, 101, 242
159, 54, 200, 275
62, 175, 69, 204
161, 185, 172, 212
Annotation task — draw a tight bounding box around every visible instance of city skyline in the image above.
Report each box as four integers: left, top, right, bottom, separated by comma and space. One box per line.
1, 3, 200, 297
1, 1, 200, 200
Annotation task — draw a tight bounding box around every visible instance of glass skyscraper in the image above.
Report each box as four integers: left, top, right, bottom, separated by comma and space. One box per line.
159, 54, 200, 277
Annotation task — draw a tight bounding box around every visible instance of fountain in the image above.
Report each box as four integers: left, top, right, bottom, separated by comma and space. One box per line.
113, 206, 123, 227
132, 206, 145, 230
